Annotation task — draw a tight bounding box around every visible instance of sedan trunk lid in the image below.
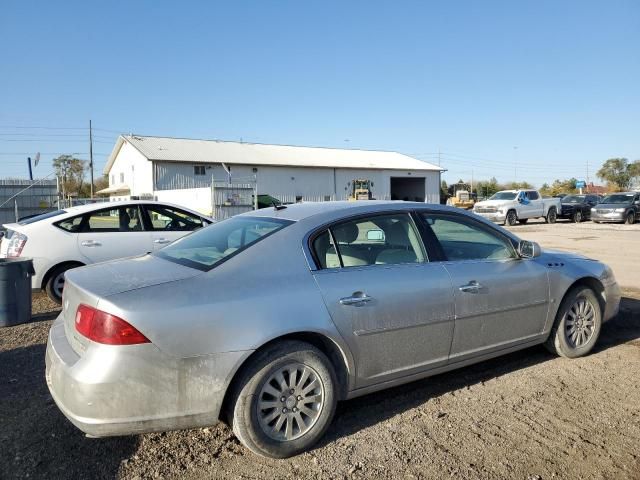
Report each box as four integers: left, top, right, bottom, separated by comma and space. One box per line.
62, 254, 202, 354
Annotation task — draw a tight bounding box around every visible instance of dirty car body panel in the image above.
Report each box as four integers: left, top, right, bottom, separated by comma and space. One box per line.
46, 201, 621, 437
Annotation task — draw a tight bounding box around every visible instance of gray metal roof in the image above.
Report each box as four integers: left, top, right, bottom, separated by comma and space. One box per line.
104, 135, 443, 174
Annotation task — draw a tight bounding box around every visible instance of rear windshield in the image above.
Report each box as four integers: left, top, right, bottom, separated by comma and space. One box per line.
600, 194, 634, 204
18, 209, 67, 225
155, 216, 292, 271
562, 195, 585, 203
489, 192, 517, 200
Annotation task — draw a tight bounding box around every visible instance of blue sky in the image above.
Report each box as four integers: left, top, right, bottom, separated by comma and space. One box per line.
1, 0, 638, 187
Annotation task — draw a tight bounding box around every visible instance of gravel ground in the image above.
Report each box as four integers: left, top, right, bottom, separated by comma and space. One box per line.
1, 291, 639, 479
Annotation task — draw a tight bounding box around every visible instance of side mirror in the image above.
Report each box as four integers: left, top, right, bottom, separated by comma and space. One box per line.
518, 240, 541, 259
517, 196, 523, 203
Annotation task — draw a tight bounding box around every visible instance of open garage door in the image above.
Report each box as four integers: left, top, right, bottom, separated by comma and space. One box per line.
390, 177, 426, 202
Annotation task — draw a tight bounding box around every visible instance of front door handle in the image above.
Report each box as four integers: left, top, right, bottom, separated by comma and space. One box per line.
81, 240, 102, 247
459, 280, 482, 294
340, 291, 373, 306
154, 238, 171, 245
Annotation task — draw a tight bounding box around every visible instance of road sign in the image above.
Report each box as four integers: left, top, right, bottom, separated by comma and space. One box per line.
575, 180, 586, 188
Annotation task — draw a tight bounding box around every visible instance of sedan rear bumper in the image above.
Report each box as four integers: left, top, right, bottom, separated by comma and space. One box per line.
45, 314, 251, 437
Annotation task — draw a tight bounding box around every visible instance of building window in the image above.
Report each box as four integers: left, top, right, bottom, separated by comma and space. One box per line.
119, 173, 124, 183
194, 165, 206, 176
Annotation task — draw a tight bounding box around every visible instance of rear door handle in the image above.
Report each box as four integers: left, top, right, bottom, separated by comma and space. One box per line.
81, 240, 102, 247
459, 281, 482, 293
154, 238, 171, 245
340, 292, 373, 306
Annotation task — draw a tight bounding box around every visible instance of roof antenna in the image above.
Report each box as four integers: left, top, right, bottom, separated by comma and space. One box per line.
273, 200, 287, 211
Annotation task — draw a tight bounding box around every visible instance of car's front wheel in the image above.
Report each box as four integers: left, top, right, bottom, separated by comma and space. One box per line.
544, 286, 602, 358
228, 340, 338, 458
505, 210, 518, 226
572, 210, 582, 223
625, 211, 635, 225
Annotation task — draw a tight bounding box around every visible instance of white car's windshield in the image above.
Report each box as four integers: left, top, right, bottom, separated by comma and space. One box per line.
155, 216, 292, 270
489, 192, 517, 200
600, 194, 634, 204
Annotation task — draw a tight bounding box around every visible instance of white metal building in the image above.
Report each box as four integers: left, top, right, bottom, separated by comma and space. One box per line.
99, 135, 444, 216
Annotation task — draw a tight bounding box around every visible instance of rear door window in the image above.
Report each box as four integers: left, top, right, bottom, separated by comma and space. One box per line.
311, 213, 426, 269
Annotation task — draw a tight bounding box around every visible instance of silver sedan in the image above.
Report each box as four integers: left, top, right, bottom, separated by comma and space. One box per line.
46, 201, 621, 458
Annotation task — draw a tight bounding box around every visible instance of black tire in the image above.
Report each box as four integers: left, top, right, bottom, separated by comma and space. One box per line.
518, 219, 529, 224
572, 210, 583, 223
625, 211, 635, 225
545, 207, 557, 224
45, 264, 75, 304
228, 340, 338, 458
505, 210, 518, 226
544, 286, 602, 358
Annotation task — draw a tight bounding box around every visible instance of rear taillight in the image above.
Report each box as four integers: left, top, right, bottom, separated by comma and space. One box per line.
7, 231, 27, 257
75, 304, 150, 345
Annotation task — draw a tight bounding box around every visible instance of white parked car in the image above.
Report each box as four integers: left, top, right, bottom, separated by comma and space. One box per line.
0, 201, 212, 303
473, 190, 561, 226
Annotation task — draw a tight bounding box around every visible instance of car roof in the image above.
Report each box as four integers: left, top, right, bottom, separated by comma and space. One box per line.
242, 200, 454, 222
59, 200, 210, 216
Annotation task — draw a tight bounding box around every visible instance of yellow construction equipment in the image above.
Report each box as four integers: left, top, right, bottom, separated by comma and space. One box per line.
446, 182, 476, 209
348, 179, 374, 201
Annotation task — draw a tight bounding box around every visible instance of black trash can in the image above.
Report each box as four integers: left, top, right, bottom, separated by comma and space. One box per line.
0, 258, 35, 327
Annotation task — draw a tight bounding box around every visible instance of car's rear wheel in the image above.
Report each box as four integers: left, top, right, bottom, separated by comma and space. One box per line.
625, 211, 635, 225
544, 286, 602, 358
505, 210, 518, 226
45, 265, 75, 304
545, 207, 557, 224
572, 210, 582, 223
228, 340, 338, 458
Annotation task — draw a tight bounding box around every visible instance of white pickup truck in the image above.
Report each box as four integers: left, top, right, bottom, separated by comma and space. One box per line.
472, 189, 561, 226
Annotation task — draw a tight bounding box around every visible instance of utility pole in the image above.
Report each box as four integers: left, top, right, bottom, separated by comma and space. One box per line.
513, 146, 518, 182
586, 160, 590, 187
89, 119, 94, 198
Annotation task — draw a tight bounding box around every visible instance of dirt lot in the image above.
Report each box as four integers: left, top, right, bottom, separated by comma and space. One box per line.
504, 219, 640, 288
1, 225, 639, 480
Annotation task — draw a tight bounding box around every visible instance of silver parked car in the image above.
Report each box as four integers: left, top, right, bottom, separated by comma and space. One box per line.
46, 201, 621, 458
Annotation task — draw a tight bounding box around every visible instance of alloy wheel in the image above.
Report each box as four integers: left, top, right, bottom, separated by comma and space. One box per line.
565, 297, 596, 348
257, 363, 324, 442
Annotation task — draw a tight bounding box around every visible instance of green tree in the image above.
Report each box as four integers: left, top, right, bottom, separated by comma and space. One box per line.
53, 155, 87, 198
597, 158, 631, 191
440, 179, 448, 204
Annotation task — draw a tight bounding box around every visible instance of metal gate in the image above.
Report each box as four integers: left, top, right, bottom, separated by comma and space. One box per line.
211, 181, 257, 221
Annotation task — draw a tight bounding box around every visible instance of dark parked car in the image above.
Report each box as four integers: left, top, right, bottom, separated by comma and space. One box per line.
591, 192, 640, 224
558, 194, 601, 222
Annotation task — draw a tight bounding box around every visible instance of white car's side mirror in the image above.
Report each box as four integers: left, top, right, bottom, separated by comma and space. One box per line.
518, 240, 541, 258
